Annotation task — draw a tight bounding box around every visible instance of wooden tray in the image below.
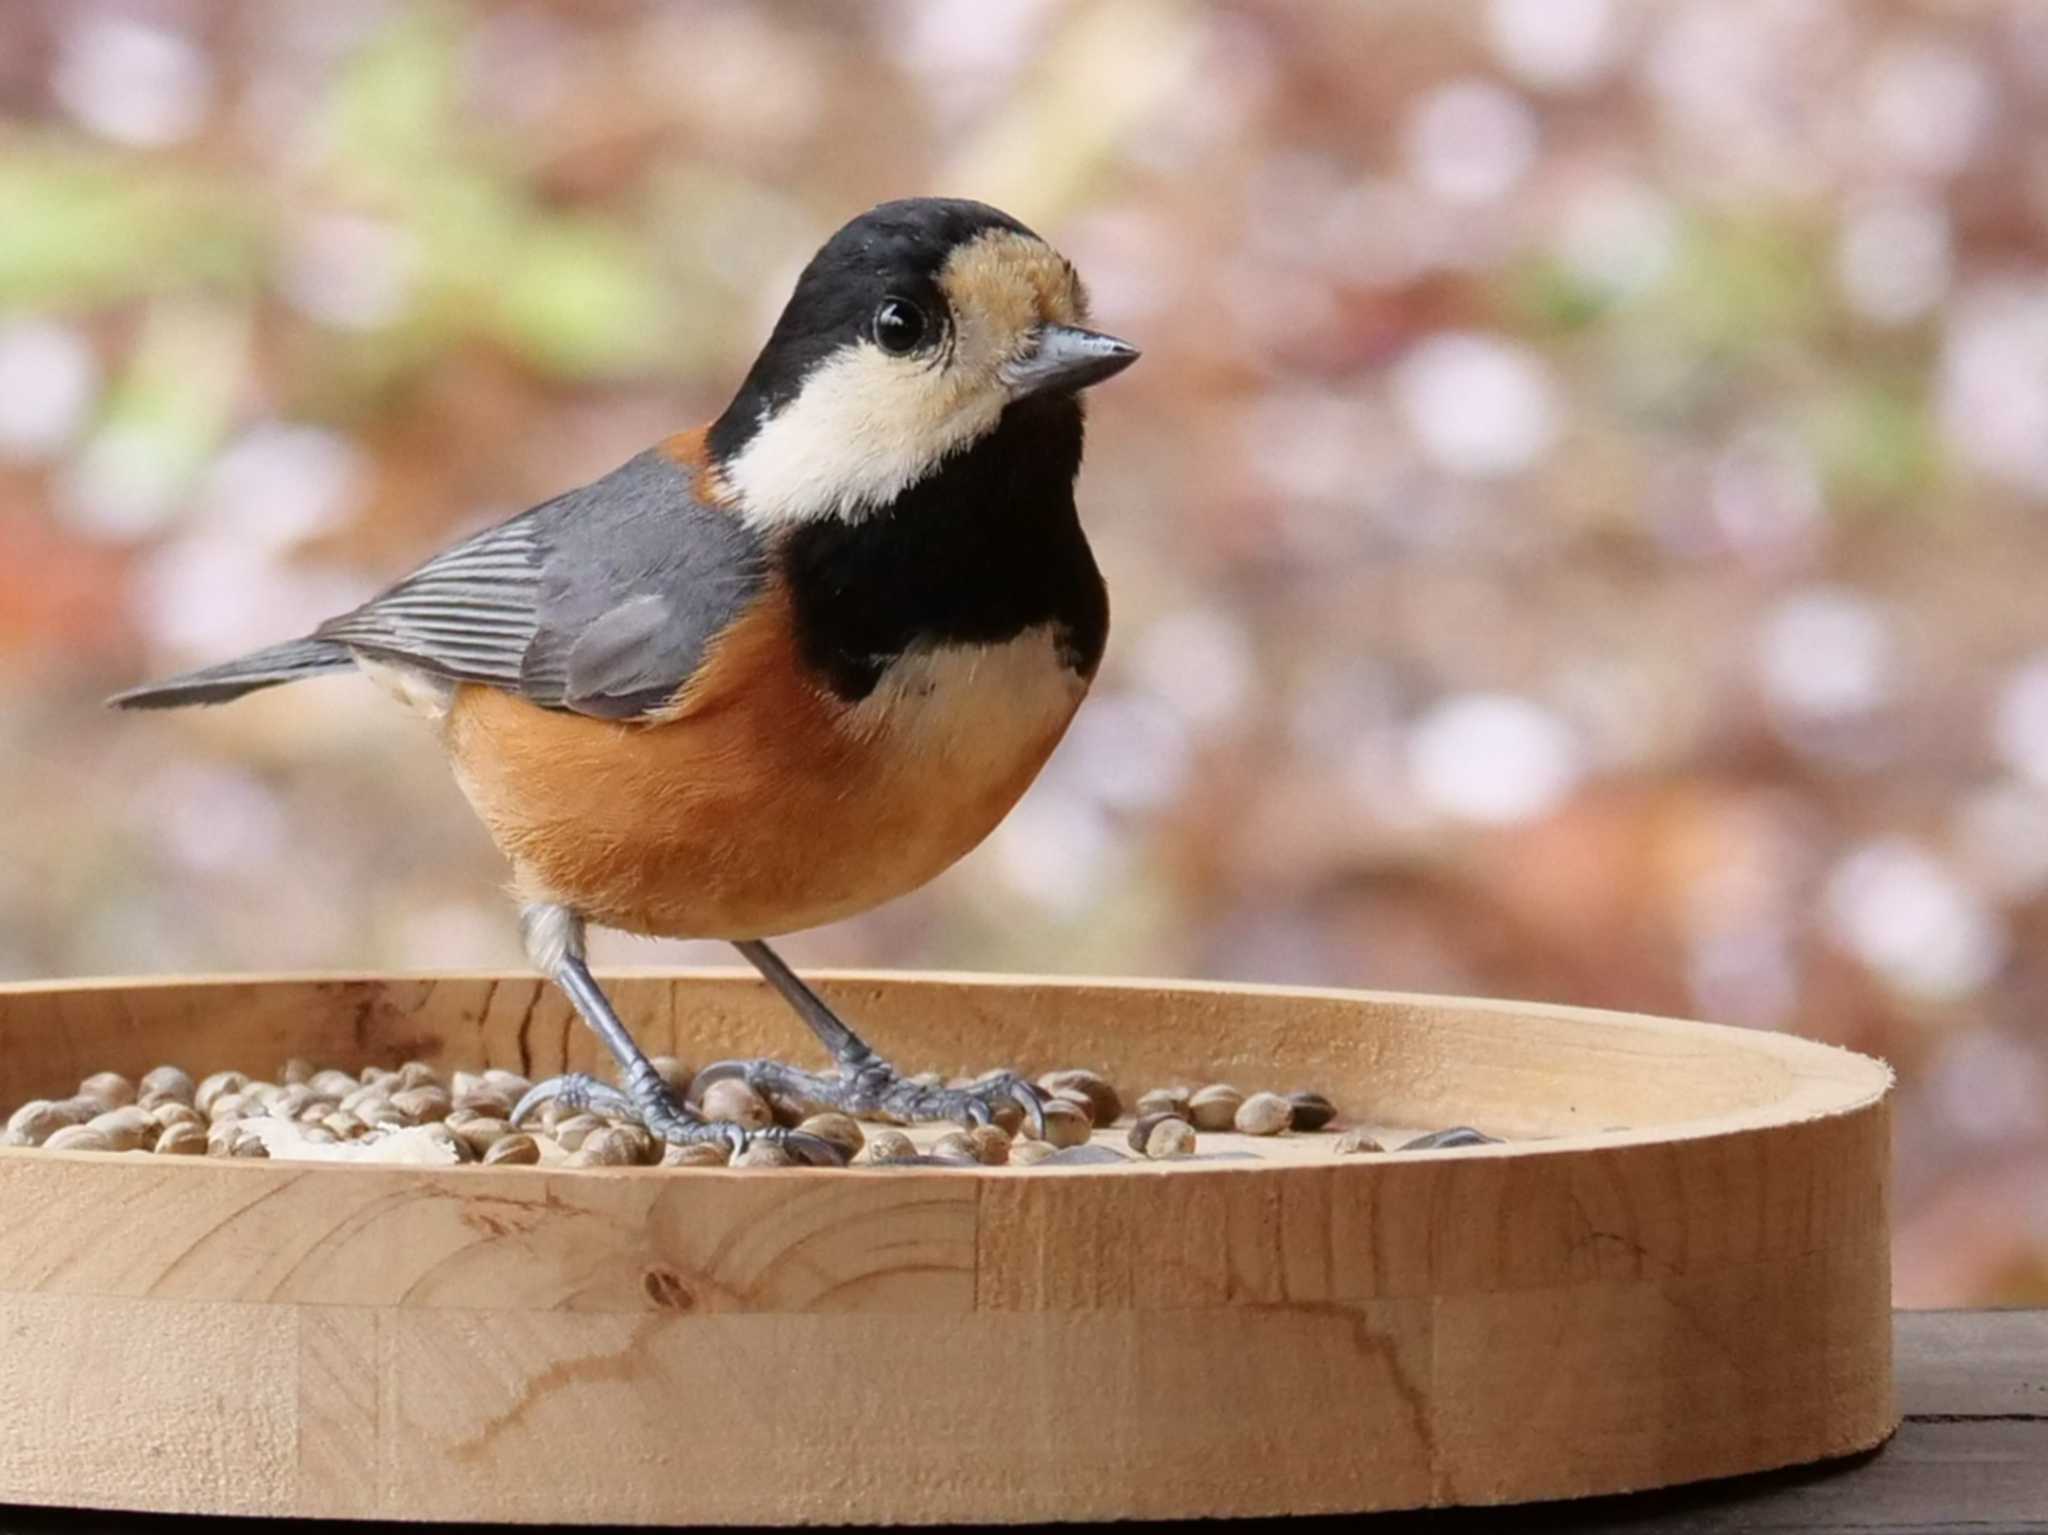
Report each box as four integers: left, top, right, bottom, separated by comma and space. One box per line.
0, 971, 1894, 1525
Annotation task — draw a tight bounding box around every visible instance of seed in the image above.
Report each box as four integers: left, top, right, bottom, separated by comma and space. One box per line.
1135, 1087, 1189, 1120
229, 1133, 271, 1160
413, 1122, 472, 1163
139, 1065, 195, 1105
965, 1124, 1010, 1165
1189, 1084, 1245, 1131
453, 1088, 514, 1120
6, 1099, 88, 1147
700, 1079, 773, 1130
1234, 1092, 1292, 1137
322, 1111, 366, 1140
551, 1113, 605, 1151
1399, 1126, 1498, 1151
207, 1091, 251, 1125
1127, 1111, 1194, 1154
44, 1124, 116, 1153
857, 1129, 918, 1164
1144, 1117, 1197, 1159
281, 1057, 314, 1087
733, 1140, 794, 1169
1047, 1087, 1098, 1125
87, 1106, 154, 1152
1039, 1069, 1121, 1127
396, 1061, 440, 1091
149, 1101, 204, 1132
482, 1068, 532, 1099
537, 1098, 579, 1131
1035, 1100, 1092, 1148
296, 1099, 339, 1125
194, 1071, 248, 1117
1287, 1091, 1338, 1132
660, 1141, 730, 1168
570, 1126, 644, 1167
929, 1131, 979, 1163
358, 1098, 405, 1129
447, 1117, 511, 1158
1008, 1139, 1060, 1167
268, 1084, 318, 1120
359, 1065, 397, 1088
339, 1083, 387, 1116
155, 1121, 208, 1155
389, 1086, 452, 1124
300, 1125, 339, 1145
77, 1071, 135, 1110
305, 1068, 353, 1098
483, 1133, 542, 1166
796, 1112, 865, 1162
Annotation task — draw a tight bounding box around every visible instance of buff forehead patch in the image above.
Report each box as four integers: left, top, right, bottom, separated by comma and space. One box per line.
937, 230, 1088, 341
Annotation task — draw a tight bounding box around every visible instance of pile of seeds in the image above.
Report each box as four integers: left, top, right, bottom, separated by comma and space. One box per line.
1, 1058, 1489, 1168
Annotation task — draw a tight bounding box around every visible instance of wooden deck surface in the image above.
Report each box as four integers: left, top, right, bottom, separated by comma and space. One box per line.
0, 1310, 2036, 1532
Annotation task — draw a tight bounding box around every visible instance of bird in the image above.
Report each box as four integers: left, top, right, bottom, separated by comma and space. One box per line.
109, 197, 1139, 1166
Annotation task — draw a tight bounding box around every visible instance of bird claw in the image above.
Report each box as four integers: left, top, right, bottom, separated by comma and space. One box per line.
511, 1070, 847, 1166
694, 1057, 1048, 1138
511, 1071, 638, 1124
956, 1074, 1047, 1139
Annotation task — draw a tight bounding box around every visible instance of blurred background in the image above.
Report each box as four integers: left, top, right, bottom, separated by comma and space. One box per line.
0, 0, 2043, 1303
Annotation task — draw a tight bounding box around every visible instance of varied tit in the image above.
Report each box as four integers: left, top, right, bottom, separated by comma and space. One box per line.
111, 197, 1140, 1165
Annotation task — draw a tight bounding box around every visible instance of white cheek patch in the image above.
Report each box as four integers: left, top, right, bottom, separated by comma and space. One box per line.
724, 342, 1007, 530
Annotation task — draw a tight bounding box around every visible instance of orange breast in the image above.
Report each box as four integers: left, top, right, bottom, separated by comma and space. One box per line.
442, 585, 1088, 939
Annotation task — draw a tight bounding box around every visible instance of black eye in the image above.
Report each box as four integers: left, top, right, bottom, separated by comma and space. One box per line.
872, 297, 928, 354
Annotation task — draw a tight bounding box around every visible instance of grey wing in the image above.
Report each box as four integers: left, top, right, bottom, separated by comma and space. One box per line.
315, 449, 767, 722
314, 512, 546, 690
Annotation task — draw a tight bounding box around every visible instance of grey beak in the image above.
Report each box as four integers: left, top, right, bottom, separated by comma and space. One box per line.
1002, 326, 1140, 400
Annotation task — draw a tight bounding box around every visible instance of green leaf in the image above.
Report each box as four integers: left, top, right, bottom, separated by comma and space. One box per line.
490, 217, 670, 377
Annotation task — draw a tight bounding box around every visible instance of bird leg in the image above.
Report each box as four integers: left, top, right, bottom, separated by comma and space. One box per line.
690, 939, 1048, 1136
509, 905, 845, 1165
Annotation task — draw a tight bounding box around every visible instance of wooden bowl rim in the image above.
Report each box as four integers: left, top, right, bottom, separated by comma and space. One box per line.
0, 968, 1893, 1181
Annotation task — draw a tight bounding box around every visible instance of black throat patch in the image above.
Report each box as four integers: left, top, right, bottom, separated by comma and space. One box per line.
777, 398, 1109, 702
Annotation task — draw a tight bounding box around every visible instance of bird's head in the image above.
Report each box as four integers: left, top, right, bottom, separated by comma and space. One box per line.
708, 198, 1139, 529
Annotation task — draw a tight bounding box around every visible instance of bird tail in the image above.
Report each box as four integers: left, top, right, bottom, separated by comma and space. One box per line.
107, 637, 355, 710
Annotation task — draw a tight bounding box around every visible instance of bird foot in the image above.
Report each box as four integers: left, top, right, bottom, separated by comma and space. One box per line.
691, 1056, 1048, 1138
512, 1071, 846, 1166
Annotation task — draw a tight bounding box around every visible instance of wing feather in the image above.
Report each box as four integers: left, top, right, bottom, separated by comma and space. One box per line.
313, 449, 766, 721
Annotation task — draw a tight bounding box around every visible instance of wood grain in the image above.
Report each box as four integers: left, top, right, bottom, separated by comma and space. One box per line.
0, 971, 1893, 1523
